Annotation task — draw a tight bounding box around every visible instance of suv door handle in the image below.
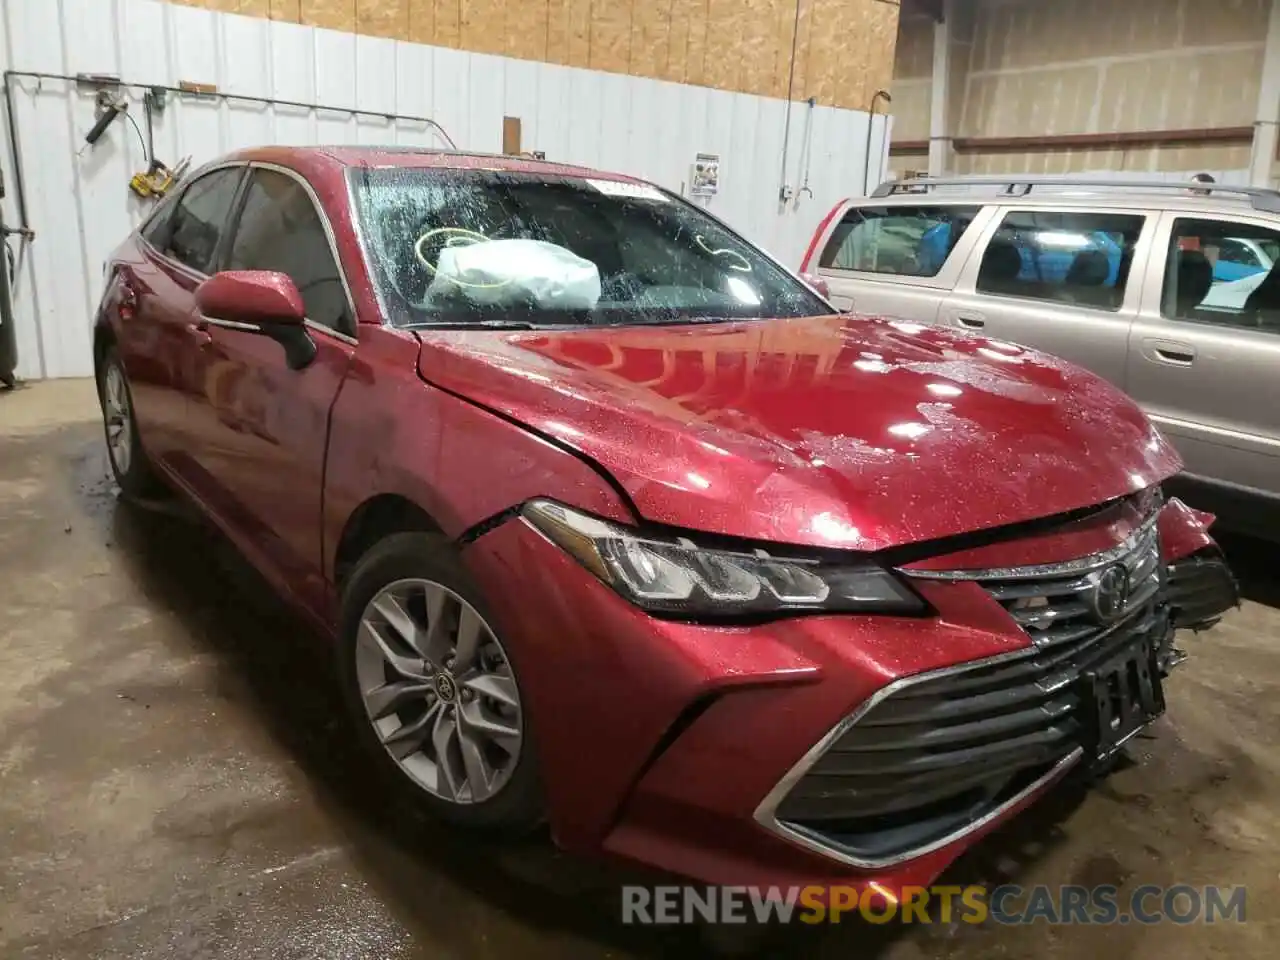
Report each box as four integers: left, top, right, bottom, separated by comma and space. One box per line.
956, 314, 985, 329
1144, 338, 1195, 366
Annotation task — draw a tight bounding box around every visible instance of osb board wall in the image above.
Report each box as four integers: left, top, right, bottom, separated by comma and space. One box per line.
172, 0, 900, 110
892, 0, 1268, 173
889, 12, 931, 141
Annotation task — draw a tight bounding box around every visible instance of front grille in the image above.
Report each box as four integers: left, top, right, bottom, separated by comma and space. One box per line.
768, 516, 1170, 865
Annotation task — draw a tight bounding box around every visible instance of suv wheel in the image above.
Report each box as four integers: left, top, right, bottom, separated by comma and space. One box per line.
337, 532, 543, 831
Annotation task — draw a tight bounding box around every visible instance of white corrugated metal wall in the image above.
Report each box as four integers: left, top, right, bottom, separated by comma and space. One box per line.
0, 0, 891, 381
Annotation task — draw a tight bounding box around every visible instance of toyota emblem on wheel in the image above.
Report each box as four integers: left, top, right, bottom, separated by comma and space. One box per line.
1088, 564, 1131, 623
434, 673, 457, 702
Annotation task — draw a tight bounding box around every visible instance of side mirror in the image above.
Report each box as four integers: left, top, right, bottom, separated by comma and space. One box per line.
800, 271, 831, 300
195, 270, 316, 369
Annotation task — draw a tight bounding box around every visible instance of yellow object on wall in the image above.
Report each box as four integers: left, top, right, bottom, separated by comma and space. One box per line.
167, 0, 899, 111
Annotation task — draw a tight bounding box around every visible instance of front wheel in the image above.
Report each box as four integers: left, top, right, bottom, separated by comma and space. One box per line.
337, 532, 544, 832
98, 347, 163, 498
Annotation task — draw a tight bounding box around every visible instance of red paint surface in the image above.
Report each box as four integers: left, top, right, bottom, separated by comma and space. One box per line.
195, 270, 305, 324
95, 146, 1225, 896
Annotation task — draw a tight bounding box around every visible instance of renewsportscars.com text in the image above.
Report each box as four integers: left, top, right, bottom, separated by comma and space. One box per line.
621, 884, 1247, 926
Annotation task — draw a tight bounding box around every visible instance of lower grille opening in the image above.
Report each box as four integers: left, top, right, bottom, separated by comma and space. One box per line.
779, 761, 1056, 862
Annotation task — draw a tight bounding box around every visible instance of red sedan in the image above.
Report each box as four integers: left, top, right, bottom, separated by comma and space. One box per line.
93, 146, 1238, 900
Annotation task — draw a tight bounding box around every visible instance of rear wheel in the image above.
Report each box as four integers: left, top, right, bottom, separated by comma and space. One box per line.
337, 532, 543, 831
98, 347, 163, 498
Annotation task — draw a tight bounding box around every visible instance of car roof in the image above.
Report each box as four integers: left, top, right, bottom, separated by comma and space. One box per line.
848, 186, 1280, 219
220, 144, 646, 184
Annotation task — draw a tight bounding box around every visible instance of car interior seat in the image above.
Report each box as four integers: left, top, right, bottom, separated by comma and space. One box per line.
1173, 249, 1214, 318
978, 239, 1024, 295
1242, 261, 1280, 328
1064, 249, 1114, 308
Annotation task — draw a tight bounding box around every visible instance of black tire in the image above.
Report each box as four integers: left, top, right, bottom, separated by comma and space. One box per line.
97, 346, 165, 499
337, 531, 544, 833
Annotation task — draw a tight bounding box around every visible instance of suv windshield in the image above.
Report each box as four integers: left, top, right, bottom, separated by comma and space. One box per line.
350, 168, 828, 328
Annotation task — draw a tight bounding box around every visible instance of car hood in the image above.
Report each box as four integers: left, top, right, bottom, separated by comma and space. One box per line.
415, 315, 1181, 552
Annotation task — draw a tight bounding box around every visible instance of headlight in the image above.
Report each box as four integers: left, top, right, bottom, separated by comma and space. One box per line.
521, 499, 925, 617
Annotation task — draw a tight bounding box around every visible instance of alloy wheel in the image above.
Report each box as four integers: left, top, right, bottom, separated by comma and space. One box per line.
355, 578, 523, 804
103, 363, 132, 477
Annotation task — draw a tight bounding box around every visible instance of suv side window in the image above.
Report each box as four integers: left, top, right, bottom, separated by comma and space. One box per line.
160, 167, 244, 274
819, 205, 981, 277
975, 210, 1145, 312
226, 169, 352, 335
1163, 218, 1280, 333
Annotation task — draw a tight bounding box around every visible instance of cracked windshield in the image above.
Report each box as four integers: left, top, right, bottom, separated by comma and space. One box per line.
350, 167, 828, 328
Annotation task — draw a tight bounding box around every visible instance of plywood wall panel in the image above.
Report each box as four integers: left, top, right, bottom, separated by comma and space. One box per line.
507, 0, 548, 62
629, 0, 670, 82
546, 0, 570, 63
434, 0, 461, 46
357, 0, 408, 38
664, 0, 691, 83
460, 0, 504, 55
567, 0, 592, 68
588, 0, 631, 73
683, 0, 710, 87
270, 0, 302, 19
302, 0, 356, 31
407, 0, 434, 43
166, 0, 895, 109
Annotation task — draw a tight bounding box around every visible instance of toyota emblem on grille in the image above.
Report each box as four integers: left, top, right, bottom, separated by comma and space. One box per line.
1088, 564, 1131, 623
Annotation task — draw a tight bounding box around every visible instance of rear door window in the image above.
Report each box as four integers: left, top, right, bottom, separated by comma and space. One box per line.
975, 210, 1145, 312
1164, 217, 1280, 333
819, 205, 982, 277
159, 167, 245, 274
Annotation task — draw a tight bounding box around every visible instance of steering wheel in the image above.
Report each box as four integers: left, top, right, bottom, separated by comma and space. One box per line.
413, 227, 513, 292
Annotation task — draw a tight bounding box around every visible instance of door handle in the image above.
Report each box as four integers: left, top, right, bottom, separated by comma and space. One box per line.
1143, 338, 1195, 366
956, 314, 986, 329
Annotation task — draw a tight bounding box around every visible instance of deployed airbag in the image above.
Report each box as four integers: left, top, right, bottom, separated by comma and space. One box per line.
426, 238, 602, 309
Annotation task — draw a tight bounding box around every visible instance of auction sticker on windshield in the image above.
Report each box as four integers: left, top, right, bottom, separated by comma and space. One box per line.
586, 179, 670, 202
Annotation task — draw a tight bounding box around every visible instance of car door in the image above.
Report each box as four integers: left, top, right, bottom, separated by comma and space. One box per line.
939, 206, 1154, 387
810, 202, 993, 318
187, 164, 358, 613
1125, 210, 1280, 500
115, 165, 246, 475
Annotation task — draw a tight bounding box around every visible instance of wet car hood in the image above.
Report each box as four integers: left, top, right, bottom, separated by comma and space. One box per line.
415, 315, 1182, 552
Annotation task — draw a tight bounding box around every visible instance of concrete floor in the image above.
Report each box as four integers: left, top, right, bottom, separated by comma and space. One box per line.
1, 379, 1277, 959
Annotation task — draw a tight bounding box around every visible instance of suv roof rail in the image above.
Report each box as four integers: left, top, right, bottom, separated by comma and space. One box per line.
870, 176, 1280, 214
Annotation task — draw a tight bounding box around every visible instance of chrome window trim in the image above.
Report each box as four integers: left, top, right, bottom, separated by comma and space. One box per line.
899, 509, 1162, 582
139, 160, 248, 279
243, 161, 360, 341
199, 314, 259, 333
751, 642, 1085, 870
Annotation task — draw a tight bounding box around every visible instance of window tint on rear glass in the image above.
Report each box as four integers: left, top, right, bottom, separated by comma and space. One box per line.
975, 210, 1145, 312
161, 167, 243, 274
818, 205, 981, 277
227, 170, 352, 335
1163, 218, 1280, 334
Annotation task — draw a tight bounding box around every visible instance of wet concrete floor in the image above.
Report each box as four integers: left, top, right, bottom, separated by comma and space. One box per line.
1, 379, 1278, 959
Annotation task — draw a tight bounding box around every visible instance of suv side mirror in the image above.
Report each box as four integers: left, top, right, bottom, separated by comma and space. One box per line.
196, 270, 316, 369
800, 271, 831, 300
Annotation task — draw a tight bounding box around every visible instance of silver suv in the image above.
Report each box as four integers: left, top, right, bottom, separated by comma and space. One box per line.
801, 176, 1280, 540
